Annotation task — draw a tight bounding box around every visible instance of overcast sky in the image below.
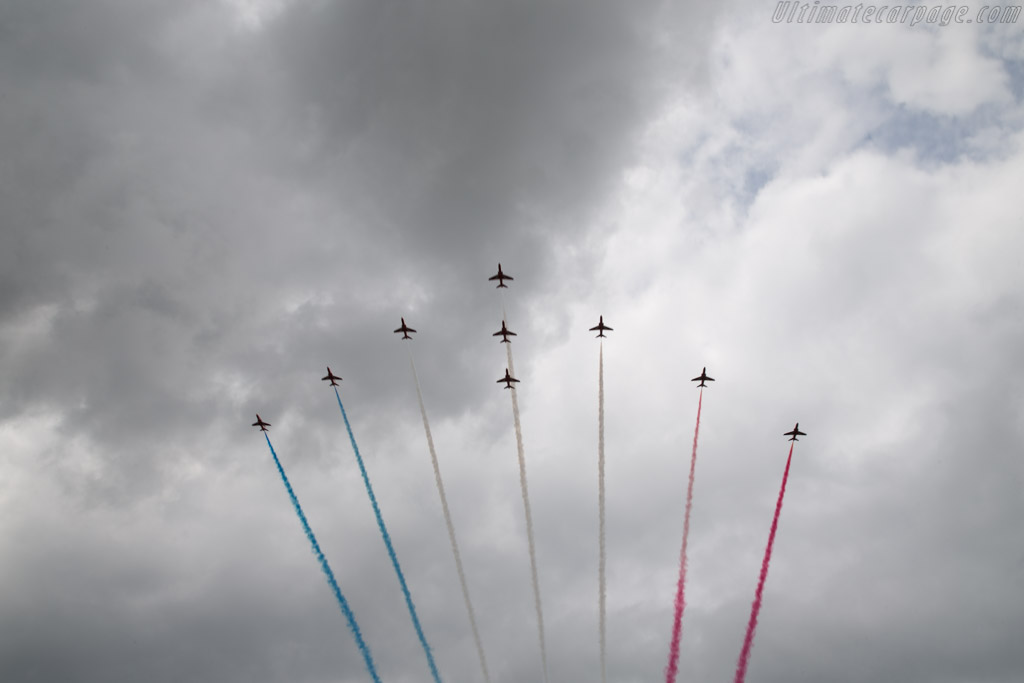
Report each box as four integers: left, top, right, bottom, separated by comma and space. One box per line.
1, 1, 1023, 682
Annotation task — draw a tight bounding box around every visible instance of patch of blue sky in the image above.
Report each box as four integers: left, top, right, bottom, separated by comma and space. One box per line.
861, 100, 1016, 164
1002, 59, 1024, 101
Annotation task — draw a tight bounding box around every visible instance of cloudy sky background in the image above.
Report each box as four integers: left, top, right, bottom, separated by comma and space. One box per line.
1, 1, 1023, 681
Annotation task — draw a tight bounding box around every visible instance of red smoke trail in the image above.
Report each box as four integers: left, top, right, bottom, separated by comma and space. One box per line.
733, 442, 795, 683
664, 388, 702, 683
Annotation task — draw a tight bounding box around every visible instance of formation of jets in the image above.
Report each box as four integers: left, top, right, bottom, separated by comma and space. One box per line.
254, 263, 806, 443
393, 317, 417, 340
691, 367, 715, 387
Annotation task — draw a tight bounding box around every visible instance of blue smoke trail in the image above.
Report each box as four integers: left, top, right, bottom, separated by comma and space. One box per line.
263, 434, 381, 683
334, 387, 444, 683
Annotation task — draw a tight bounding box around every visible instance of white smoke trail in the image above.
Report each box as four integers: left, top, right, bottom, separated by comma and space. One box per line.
506, 341, 549, 683
409, 354, 492, 683
598, 341, 607, 683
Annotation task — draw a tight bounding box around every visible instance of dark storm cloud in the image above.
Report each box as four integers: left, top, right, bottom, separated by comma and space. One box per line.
251, 0, 708, 419
0, 1, 717, 681
0, 0, 703, 444
271, 0, 664, 256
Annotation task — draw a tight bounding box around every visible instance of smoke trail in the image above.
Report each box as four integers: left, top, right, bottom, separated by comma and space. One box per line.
733, 442, 795, 683
262, 434, 381, 683
664, 388, 703, 683
597, 341, 607, 683
506, 342, 550, 683
409, 354, 492, 683
333, 388, 444, 683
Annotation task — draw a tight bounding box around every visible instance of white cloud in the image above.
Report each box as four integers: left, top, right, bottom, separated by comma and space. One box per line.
833, 23, 1011, 114
522, 11, 1024, 676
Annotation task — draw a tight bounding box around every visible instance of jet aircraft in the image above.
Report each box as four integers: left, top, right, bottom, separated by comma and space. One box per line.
493, 321, 517, 343
321, 367, 342, 386
589, 315, 613, 338
488, 263, 514, 288
691, 367, 715, 387
252, 414, 271, 431
393, 317, 417, 339
784, 423, 807, 441
497, 368, 520, 389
